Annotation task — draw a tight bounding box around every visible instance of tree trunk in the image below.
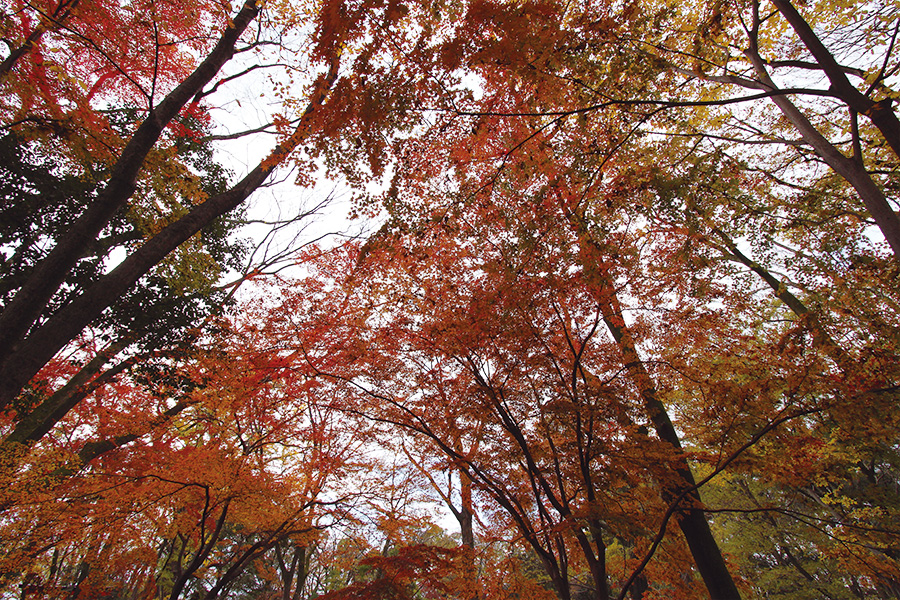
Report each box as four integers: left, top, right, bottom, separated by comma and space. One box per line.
770, 0, 900, 161
0, 0, 262, 372
742, 8, 900, 259
575, 228, 741, 600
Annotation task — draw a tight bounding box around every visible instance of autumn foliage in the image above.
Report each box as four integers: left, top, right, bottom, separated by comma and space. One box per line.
1, 0, 900, 599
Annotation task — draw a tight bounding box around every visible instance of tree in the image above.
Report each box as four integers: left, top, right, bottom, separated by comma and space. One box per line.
3, 0, 899, 598
0, 292, 378, 598
653, 0, 900, 257
0, 0, 450, 422
236, 238, 734, 599
0, 107, 243, 452
363, 1, 900, 596
0, 0, 318, 412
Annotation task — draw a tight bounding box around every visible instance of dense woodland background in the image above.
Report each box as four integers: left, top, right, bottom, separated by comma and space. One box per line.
0, 0, 899, 598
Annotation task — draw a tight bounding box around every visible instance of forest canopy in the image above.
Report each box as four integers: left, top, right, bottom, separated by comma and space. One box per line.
0, 0, 898, 599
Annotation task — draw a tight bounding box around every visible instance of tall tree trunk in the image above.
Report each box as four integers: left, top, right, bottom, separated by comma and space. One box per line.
458, 468, 478, 600
574, 227, 741, 600
574, 525, 609, 600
